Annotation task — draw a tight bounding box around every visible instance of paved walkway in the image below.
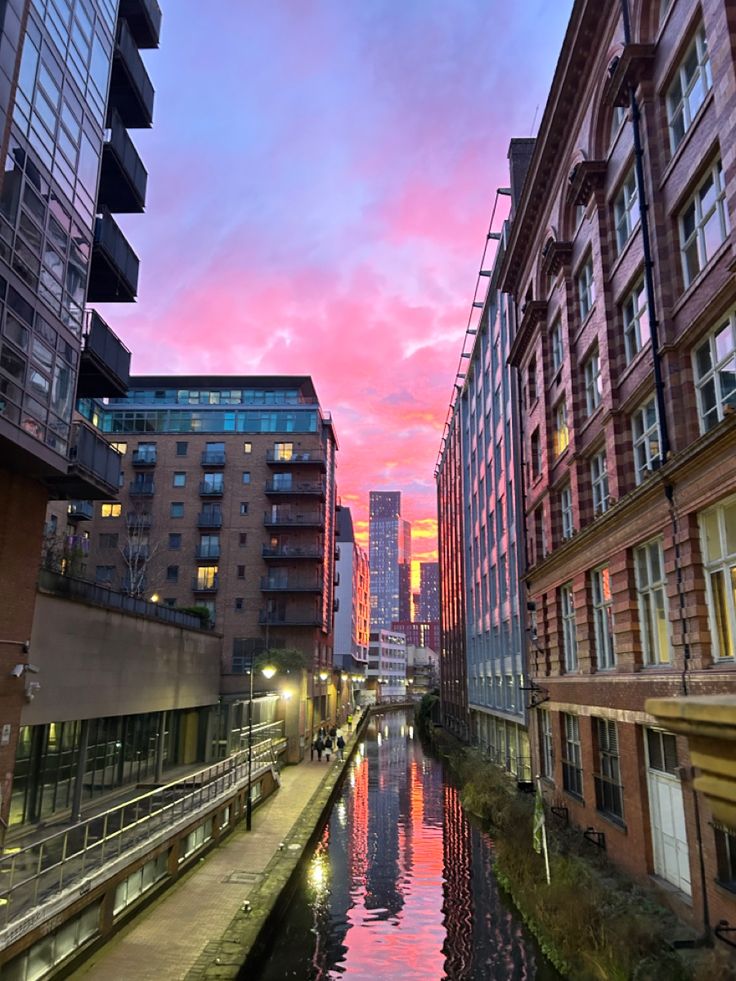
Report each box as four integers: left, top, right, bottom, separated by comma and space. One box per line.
72, 736, 361, 980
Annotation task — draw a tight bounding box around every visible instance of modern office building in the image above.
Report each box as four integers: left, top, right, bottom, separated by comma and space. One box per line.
82, 376, 339, 717
369, 490, 411, 631
367, 629, 407, 701
390, 619, 440, 653
0, 0, 159, 830
500, 0, 736, 935
417, 562, 439, 622
333, 503, 369, 676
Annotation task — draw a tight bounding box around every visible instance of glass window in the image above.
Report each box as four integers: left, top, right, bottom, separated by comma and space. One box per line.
614, 168, 639, 253
172, 472, 186, 487
693, 313, 736, 433
168, 533, 181, 549
166, 565, 178, 582
591, 451, 609, 515
243, 441, 252, 454
592, 566, 615, 669
699, 497, 736, 660
551, 320, 564, 374
595, 718, 623, 819
560, 483, 574, 540
562, 713, 583, 797
622, 280, 650, 364
531, 428, 541, 480
242, 471, 251, 484
560, 583, 577, 672
540, 711, 554, 780
170, 502, 184, 518
273, 441, 293, 460
632, 398, 661, 484
240, 502, 249, 515
584, 349, 602, 415
679, 160, 729, 288
635, 538, 671, 665
100, 503, 121, 518
577, 255, 595, 320
667, 25, 713, 152
554, 400, 569, 456
176, 441, 188, 456
714, 824, 736, 890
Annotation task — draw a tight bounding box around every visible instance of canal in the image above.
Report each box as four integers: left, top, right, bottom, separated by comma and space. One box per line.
255, 708, 558, 980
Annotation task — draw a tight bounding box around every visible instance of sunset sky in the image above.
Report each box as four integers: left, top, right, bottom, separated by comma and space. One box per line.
101, 0, 572, 562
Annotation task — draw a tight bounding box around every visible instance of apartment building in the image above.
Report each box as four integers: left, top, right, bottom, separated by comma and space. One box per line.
369, 490, 411, 631
500, 0, 736, 933
82, 376, 338, 705
333, 504, 369, 678
0, 0, 159, 829
417, 561, 440, 622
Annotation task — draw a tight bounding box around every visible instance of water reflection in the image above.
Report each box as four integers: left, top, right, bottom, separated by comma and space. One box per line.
255, 709, 556, 980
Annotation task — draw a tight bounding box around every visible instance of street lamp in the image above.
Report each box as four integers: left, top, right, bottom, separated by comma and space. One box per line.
246, 660, 276, 831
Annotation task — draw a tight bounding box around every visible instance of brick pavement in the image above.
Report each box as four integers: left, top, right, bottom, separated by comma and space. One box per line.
70, 744, 353, 981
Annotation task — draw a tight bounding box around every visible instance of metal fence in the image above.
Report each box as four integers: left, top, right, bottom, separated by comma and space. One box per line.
0, 722, 285, 930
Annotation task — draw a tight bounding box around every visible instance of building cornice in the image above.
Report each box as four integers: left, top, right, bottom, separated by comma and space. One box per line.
508, 300, 548, 367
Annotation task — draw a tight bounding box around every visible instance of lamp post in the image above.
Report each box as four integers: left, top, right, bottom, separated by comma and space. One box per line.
246, 661, 276, 831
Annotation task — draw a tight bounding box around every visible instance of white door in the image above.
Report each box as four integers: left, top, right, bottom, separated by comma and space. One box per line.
646, 730, 691, 895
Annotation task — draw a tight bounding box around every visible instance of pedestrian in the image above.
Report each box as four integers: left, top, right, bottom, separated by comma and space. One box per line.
324, 735, 333, 762
314, 736, 324, 761
329, 724, 337, 740
336, 733, 345, 760
318, 723, 327, 741
347, 714, 353, 733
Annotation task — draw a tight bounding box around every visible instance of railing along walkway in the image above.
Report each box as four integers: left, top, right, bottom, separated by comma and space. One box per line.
0, 723, 285, 931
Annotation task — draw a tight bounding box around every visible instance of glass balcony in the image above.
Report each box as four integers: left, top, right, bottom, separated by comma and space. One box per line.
266, 449, 326, 471
67, 500, 93, 521
260, 575, 323, 593
99, 109, 148, 213
197, 512, 222, 529
64, 422, 122, 500
77, 310, 131, 398
199, 480, 224, 497
263, 510, 324, 528
108, 17, 155, 128
88, 210, 140, 303
265, 479, 325, 497
119, 0, 162, 49
129, 480, 155, 496
258, 608, 322, 626
262, 544, 323, 560
131, 448, 157, 466
195, 544, 221, 560
201, 450, 226, 466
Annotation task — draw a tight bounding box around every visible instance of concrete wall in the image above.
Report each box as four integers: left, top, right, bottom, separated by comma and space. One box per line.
22, 593, 221, 725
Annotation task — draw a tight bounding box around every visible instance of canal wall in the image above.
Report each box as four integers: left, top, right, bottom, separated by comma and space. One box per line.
186, 710, 373, 980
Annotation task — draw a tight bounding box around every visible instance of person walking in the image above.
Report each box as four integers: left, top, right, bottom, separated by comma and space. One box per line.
324, 735, 333, 762
336, 733, 345, 761
347, 713, 353, 733
314, 736, 324, 762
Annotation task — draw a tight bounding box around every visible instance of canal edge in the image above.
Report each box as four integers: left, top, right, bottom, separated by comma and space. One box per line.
186, 710, 375, 980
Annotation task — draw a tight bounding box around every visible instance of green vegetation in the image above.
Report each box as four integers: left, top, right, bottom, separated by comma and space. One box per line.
254, 647, 307, 676
176, 604, 214, 625
426, 727, 736, 981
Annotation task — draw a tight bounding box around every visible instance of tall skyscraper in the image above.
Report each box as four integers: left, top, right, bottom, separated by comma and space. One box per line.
0, 0, 159, 829
334, 503, 369, 675
369, 490, 410, 631
418, 562, 439, 622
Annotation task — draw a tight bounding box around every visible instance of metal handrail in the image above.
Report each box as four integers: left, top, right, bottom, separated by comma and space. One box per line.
0, 722, 284, 929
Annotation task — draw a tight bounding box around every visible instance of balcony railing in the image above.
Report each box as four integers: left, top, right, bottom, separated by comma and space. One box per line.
258, 609, 322, 627
594, 773, 625, 823
263, 511, 324, 528
88, 209, 140, 303
195, 544, 221, 560
264, 480, 325, 496
266, 449, 326, 470
99, 109, 148, 213
129, 480, 155, 496
197, 512, 222, 529
109, 17, 155, 128
77, 309, 131, 397
192, 575, 218, 593
260, 576, 323, 592
66, 422, 121, 499
67, 500, 93, 521
131, 448, 157, 466
199, 481, 224, 497
126, 512, 152, 529
201, 450, 226, 466
262, 545, 323, 560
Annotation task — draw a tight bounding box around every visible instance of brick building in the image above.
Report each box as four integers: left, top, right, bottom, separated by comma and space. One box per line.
500, 0, 736, 935
81, 376, 339, 740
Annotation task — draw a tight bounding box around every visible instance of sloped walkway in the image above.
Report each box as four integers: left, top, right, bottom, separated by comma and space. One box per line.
72, 727, 364, 980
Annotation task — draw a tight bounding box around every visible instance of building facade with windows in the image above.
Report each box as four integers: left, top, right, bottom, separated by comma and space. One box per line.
500, 0, 736, 934
333, 504, 369, 677
367, 629, 407, 701
81, 376, 339, 709
0, 0, 159, 831
417, 561, 439, 622
368, 490, 411, 631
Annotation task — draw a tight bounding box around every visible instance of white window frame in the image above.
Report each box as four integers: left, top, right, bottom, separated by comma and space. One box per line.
551, 320, 564, 374
699, 498, 736, 660
584, 349, 602, 415
591, 451, 609, 515
562, 713, 583, 797
592, 566, 615, 669
560, 582, 578, 672
666, 25, 713, 153
632, 398, 661, 484
560, 483, 574, 540
693, 312, 736, 433
577, 256, 595, 321
614, 168, 639, 253
540, 711, 554, 779
634, 538, 671, 665
679, 159, 729, 289
622, 279, 650, 364
554, 399, 569, 457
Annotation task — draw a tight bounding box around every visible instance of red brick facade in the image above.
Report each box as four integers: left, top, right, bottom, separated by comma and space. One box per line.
501, 0, 736, 937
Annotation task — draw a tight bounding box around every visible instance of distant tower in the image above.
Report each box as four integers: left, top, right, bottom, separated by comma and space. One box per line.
369, 491, 411, 631
418, 562, 440, 622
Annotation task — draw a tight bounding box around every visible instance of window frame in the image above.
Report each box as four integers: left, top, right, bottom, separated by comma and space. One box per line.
632, 397, 661, 484
614, 167, 639, 253
583, 348, 602, 416
679, 159, 729, 289
666, 25, 713, 153
622, 279, 650, 364
577, 255, 595, 321
699, 497, 736, 661
560, 483, 574, 540
540, 711, 554, 780
551, 320, 564, 375
560, 582, 578, 672
591, 450, 609, 515
592, 566, 615, 670
634, 538, 671, 666
562, 713, 583, 799
594, 718, 624, 821
553, 398, 569, 457
693, 311, 736, 433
